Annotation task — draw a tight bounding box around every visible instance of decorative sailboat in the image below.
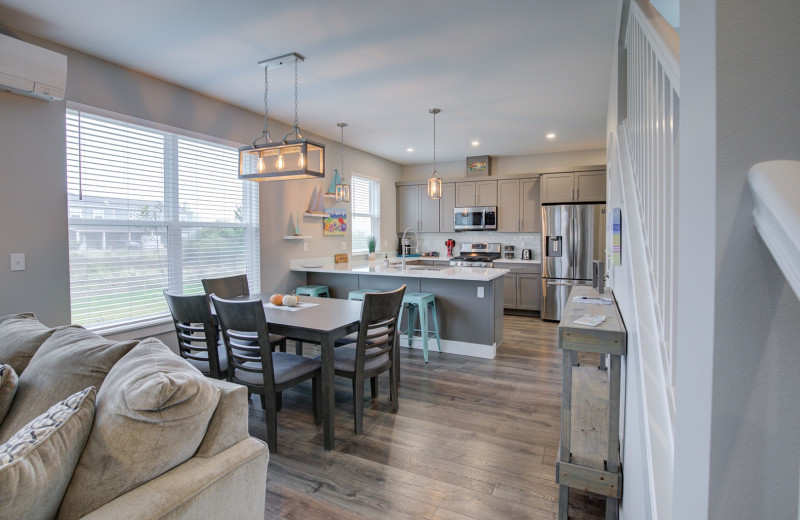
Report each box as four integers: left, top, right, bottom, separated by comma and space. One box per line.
325, 169, 342, 197
305, 185, 328, 217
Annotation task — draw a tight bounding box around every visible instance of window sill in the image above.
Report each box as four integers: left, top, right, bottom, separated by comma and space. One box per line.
85, 315, 174, 341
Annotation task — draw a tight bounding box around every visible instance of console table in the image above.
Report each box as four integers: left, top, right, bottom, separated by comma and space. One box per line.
557, 286, 626, 519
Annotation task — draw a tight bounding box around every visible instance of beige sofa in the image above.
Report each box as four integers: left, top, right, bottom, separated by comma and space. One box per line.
0, 313, 269, 520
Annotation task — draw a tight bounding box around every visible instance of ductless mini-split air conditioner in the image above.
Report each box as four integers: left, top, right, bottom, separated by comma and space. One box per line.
0, 33, 67, 101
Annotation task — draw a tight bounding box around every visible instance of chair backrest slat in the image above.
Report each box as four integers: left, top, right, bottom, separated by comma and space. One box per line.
163, 290, 222, 379
202, 274, 250, 300
357, 286, 406, 367
210, 295, 276, 390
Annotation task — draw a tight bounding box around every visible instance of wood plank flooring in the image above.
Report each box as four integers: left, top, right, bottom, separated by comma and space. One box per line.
249, 315, 606, 519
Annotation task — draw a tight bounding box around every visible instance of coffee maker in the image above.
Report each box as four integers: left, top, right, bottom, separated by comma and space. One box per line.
445, 239, 455, 257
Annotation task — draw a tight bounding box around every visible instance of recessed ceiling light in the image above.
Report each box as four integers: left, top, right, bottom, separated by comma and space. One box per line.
406, 147, 414, 152
471, 140, 480, 147
546, 133, 556, 140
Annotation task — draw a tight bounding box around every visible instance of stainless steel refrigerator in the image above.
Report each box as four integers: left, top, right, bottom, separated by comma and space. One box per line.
541, 204, 606, 321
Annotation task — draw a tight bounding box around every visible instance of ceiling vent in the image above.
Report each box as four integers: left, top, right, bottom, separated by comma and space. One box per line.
0, 33, 67, 101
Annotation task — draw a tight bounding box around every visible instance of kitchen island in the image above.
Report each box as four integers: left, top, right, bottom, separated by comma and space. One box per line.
290, 258, 508, 359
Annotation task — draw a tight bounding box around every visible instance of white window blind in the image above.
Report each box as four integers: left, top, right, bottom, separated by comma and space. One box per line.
351, 174, 380, 253
66, 108, 259, 329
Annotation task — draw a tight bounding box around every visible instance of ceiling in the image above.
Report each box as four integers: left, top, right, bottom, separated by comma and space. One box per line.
0, 0, 618, 165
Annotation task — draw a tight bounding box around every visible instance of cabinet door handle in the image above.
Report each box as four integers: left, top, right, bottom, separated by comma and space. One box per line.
575, 188, 579, 200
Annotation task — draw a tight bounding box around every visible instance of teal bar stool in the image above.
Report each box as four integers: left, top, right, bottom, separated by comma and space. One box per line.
295, 285, 330, 298
402, 292, 441, 363
348, 289, 380, 301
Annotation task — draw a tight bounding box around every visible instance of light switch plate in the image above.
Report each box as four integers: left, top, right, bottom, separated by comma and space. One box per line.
477, 286, 484, 298
10, 253, 25, 271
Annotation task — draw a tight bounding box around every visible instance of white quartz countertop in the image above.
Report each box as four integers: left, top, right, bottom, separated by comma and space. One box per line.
290, 259, 508, 281
492, 258, 542, 265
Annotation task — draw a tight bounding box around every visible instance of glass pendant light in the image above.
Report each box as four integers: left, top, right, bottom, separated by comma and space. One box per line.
238, 52, 325, 181
427, 108, 442, 199
335, 122, 350, 203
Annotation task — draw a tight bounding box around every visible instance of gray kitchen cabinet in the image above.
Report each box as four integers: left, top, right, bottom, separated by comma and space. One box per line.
541, 171, 606, 204
495, 262, 541, 311
497, 176, 541, 232
520, 177, 542, 232
397, 184, 439, 233
455, 180, 497, 207
439, 183, 455, 233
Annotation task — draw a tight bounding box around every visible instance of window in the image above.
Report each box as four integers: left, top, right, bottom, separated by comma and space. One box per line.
66, 107, 259, 330
350, 174, 380, 254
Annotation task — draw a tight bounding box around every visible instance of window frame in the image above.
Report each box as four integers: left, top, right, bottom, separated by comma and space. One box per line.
65, 102, 259, 333
350, 173, 381, 255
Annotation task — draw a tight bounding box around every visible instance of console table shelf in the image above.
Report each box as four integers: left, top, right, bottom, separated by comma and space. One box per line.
557, 286, 626, 520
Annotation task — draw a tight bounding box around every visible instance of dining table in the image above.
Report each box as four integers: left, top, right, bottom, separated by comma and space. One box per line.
243, 293, 363, 450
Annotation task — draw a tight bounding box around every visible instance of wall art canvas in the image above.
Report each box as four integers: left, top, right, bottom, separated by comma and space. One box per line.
466, 155, 491, 176
323, 207, 347, 236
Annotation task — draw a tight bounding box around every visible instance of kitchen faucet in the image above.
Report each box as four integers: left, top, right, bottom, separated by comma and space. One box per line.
401, 227, 418, 270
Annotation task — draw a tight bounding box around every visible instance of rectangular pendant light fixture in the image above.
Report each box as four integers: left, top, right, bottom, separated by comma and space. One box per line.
238, 52, 325, 181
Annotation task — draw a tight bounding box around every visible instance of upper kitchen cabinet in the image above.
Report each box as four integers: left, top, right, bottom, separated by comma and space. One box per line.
439, 183, 456, 233
540, 170, 606, 204
397, 184, 439, 233
455, 180, 497, 207
498, 176, 541, 232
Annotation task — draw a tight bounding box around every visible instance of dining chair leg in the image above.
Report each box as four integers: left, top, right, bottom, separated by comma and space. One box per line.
370, 375, 378, 398
295, 340, 303, 356
260, 394, 266, 410
312, 369, 322, 426
276, 392, 283, 411
263, 394, 278, 454
353, 378, 364, 434
389, 364, 399, 412
278, 338, 287, 352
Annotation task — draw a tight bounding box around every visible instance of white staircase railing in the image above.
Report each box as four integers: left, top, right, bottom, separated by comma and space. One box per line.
608, 1, 679, 518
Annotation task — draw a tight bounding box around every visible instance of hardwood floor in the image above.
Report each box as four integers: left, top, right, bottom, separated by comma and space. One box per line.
249, 315, 606, 519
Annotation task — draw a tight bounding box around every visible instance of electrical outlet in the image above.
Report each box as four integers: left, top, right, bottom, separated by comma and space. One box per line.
10, 253, 25, 272
341, 241, 347, 250
477, 286, 484, 298
303, 242, 308, 252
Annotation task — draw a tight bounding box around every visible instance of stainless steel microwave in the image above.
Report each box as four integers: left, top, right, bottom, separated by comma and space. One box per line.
454, 206, 497, 231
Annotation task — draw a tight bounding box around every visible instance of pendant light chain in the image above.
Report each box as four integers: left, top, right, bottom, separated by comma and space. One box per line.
340, 123, 345, 175
293, 56, 300, 139
258, 65, 270, 145
433, 109, 437, 174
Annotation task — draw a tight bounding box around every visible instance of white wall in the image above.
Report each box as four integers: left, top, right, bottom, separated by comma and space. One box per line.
400, 149, 606, 181
0, 29, 401, 332
675, 1, 800, 519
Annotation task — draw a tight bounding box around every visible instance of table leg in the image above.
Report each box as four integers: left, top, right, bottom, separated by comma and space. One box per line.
321, 334, 336, 450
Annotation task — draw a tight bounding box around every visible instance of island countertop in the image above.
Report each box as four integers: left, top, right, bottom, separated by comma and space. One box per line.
290, 259, 509, 281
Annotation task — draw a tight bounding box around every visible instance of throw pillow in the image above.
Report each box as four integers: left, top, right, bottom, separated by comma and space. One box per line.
0, 313, 59, 374
0, 365, 18, 424
0, 326, 138, 444
0, 387, 96, 520
58, 338, 221, 520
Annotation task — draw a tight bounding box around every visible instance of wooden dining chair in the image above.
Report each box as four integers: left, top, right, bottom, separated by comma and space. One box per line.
163, 290, 226, 379
322, 284, 406, 434
201, 274, 288, 353
211, 294, 321, 453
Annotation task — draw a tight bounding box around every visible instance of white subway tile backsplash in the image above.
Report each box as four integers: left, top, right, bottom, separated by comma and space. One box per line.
414, 232, 541, 260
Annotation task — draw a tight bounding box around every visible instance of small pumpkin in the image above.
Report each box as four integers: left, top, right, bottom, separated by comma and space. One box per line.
283, 294, 298, 307
269, 293, 283, 306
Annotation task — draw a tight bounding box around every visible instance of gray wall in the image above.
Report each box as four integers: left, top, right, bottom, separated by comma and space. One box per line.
0, 29, 401, 329
675, 1, 800, 518
401, 148, 606, 181
0, 94, 71, 326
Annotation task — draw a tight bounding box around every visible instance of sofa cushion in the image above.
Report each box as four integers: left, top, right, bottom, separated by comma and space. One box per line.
0, 387, 95, 520
0, 365, 18, 424
0, 326, 138, 444
58, 338, 221, 520
0, 313, 59, 374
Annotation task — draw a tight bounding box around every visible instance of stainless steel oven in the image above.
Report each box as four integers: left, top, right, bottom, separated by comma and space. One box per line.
454, 206, 497, 231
